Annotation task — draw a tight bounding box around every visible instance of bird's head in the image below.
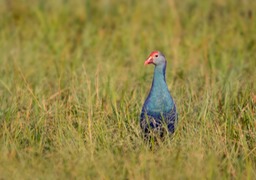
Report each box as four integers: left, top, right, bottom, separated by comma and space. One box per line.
144, 51, 166, 66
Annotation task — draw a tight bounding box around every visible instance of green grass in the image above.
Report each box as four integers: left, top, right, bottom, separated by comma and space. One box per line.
0, 0, 256, 179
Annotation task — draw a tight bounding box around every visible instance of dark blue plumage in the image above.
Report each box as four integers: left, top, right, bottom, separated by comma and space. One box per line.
140, 51, 178, 136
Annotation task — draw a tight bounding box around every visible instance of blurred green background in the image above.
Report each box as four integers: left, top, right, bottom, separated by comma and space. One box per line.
0, 0, 256, 179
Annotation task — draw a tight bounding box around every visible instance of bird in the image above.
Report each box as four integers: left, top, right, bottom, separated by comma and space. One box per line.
140, 51, 178, 137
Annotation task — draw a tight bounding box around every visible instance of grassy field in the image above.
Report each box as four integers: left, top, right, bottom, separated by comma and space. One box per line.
0, 0, 256, 179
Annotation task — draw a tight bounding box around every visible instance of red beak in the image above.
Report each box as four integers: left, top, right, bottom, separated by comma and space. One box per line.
144, 57, 154, 65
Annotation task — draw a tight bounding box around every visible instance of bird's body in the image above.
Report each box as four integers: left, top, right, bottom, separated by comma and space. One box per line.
140, 51, 178, 136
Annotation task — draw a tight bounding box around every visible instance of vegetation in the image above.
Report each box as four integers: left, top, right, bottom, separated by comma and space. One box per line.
0, 0, 255, 179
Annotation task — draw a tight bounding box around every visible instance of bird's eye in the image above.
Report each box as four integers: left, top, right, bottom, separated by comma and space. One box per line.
155, 54, 158, 57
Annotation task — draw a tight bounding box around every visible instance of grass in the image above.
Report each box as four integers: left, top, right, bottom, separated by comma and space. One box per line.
0, 0, 256, 179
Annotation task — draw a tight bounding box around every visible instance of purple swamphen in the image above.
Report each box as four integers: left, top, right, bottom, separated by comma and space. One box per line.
140, 51, 178, 137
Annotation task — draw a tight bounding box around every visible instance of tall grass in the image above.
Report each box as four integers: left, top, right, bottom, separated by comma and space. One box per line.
0, 0, 255, 179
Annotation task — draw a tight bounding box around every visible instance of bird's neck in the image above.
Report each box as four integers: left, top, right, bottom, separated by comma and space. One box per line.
152, 63, 167, 88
